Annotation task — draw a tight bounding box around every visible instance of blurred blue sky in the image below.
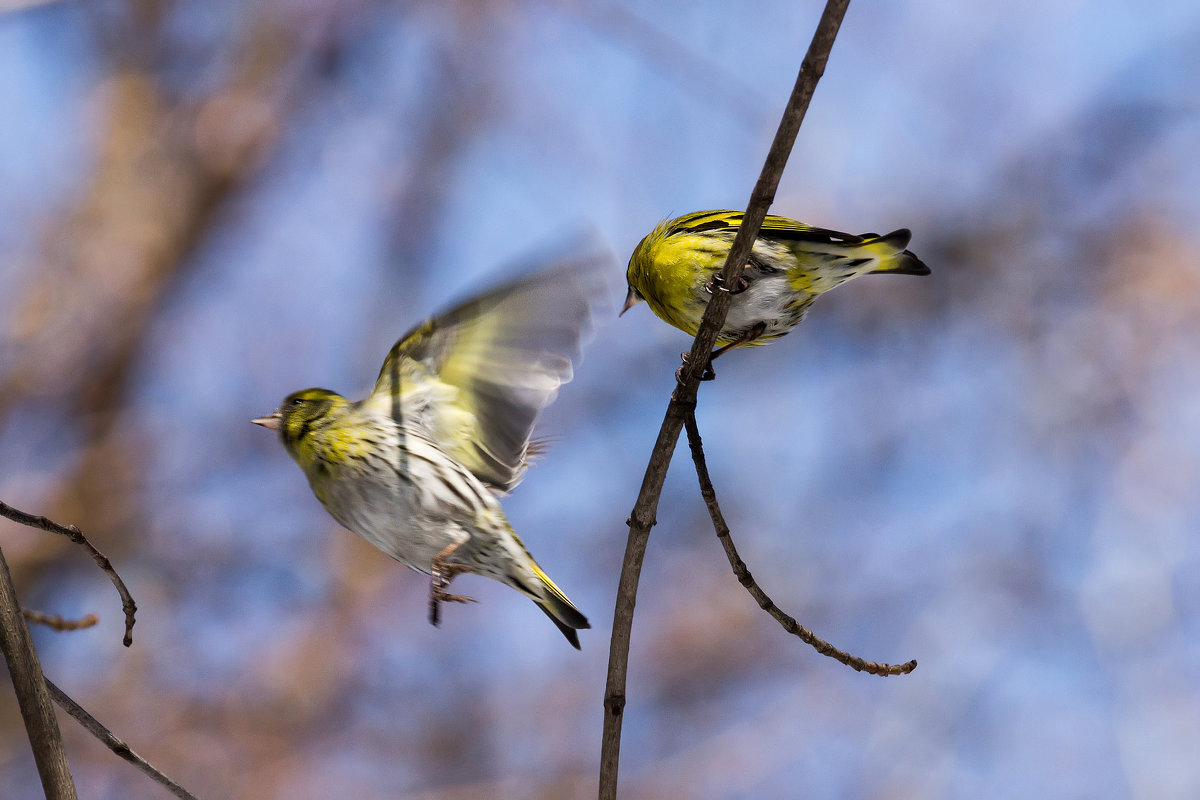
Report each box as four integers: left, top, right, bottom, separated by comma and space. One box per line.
2, 0, 1200, 798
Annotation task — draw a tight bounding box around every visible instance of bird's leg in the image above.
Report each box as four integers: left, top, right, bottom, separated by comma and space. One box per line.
429, 542, 477, 627
710, 321, 767, 361
675, 322, 767, 384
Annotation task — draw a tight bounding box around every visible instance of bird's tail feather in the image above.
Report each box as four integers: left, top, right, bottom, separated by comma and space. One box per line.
526, 564, 589, 649
867, 228, 931, 276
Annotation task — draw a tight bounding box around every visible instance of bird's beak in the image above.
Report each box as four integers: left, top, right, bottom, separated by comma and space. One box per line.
251, 410, 282, 431
620, 287, 641, 317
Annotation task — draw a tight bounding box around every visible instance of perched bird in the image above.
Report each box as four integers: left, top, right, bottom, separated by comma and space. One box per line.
623, 210, 930, 376
253, 262, 604, 648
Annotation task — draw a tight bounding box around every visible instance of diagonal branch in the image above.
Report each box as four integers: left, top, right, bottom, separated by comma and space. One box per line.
45, 679, 200, 800
0, 502, 137, 647
683, 411, 917, 676
599, 2, 852, 798
0, 546, 78, 799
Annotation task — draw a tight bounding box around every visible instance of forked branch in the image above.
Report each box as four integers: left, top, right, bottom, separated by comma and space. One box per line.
2, 504, 198, 797
599, 2, 854, 797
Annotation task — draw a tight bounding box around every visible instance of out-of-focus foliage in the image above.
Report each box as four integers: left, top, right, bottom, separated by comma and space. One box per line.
2, 0, 1198, 798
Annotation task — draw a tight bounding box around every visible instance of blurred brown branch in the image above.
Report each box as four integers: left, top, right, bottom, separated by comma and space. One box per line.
1, 501, 137, 647
599, 2, 852, 797
0, 546, 78, 800
22, 610, 100, 633
683, 411, 917, 676
45, 678, 200, 800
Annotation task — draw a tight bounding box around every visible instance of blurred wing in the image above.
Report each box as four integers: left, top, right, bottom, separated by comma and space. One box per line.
370, 254, 612, 493
671, 210, 869, 247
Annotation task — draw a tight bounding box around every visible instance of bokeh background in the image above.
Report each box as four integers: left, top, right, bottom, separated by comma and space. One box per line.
2, 0, 1199, 797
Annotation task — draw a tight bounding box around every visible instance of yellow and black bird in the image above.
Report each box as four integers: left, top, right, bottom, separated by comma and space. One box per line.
254, 262, 604, 647
623, 210, 930, 375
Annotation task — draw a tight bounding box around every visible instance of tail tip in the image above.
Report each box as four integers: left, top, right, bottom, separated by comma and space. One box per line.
536, 598, 590, 650
882, 228, 913, 249
563, 627, 582, 650
900, 251, 932, 276
875, 229, 930, 276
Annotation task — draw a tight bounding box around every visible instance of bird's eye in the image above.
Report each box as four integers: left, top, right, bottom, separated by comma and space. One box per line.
291, 398, 304, 406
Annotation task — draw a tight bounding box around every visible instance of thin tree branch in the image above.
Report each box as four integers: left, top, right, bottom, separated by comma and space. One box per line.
0, 546, 78, 800
45, 679, 200, 800
1, 501, 137, 647
2, 512, 196, 797
22, 610, 100, 632
599, 2, 852, 797
683, 411, 917, 676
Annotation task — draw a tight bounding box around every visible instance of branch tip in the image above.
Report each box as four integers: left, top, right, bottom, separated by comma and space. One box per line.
684, 410, 916, 678
0, 501, 138, 646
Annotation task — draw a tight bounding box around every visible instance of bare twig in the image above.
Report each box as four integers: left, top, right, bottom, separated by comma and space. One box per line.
22, 610, 100, 632
0, 546, 78, 799
2, 513, 196, 797
683, 411, 916, 676
1, 501, 137, 647
599, 2, 852, 797
45, 679, 200, 800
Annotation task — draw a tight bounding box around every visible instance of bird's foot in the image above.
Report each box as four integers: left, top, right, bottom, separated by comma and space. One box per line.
676, 352, 717, 383
429, 543, 475, 627
676, 321, 768, 383
428, 587, 477, 627
704, 272, 750, 295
